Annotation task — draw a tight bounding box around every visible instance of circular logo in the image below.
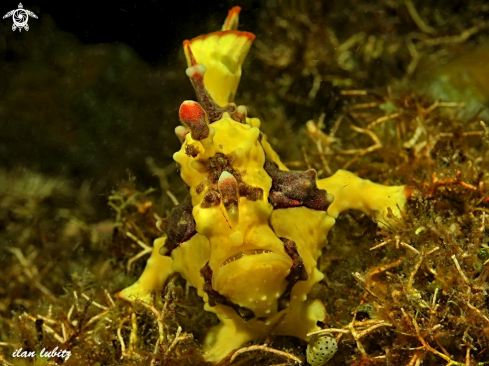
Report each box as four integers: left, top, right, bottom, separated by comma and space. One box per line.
12, 8, 29, 28
3, 3, 38, 32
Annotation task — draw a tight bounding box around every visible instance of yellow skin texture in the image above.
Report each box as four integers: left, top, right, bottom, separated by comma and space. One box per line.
184, 32, 253, 107
173, 114, 337, 362
119, 8, 408, 363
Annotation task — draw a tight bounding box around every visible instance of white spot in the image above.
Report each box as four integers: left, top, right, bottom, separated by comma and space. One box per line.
185, 64, 207, 78
261, 295, 267, 301
174, 126, 188, 142
237, 105, 247, 115
218, 171, 234, 183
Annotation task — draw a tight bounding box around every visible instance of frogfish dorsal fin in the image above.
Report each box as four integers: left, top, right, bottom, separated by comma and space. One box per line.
222, 6, 241, 31
183, 7, 255, 107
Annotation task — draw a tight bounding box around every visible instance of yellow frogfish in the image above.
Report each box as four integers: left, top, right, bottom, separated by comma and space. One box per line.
119, 7, 408, 363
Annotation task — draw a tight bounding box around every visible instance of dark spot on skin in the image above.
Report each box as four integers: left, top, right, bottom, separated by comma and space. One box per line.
238, 183, 263, 201
282, 237, 308, 282
277, 237, 308, 312
195, 182, 204, 194
219, 175, 238, 211
230, 106, 247, 124
199, 153, 263, 208
185, 144, 199, 157
201, 189, 220, 208
158, 195, 197, 256
264, 159, 332, 211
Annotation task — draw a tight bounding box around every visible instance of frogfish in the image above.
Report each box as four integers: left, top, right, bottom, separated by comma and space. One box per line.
119, 7, 408, 363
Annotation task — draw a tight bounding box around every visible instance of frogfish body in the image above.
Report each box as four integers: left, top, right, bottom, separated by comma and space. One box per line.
119, 7, 407, 363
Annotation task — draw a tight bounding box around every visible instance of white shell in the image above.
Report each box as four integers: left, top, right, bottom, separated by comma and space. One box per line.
306, 334, 338, 366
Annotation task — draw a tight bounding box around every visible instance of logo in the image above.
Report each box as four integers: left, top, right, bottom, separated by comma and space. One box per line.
3, 3, 37, 32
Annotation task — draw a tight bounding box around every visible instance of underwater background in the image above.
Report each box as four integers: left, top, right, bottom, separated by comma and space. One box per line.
1, 0, 489, 365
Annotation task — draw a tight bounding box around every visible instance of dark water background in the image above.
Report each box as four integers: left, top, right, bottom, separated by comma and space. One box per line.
0, 0, 257, 216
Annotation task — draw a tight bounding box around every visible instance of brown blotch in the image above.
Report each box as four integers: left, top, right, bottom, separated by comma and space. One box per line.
199, 153, 263, 208
277, 237, 308, 311
230, 105, 247, 124
158, 195, 197, 256
185, 144, 199, 157
282, 238, 308, 282
189, 123, 209, 141
238, 183, 263, 201
195, 182, 204, 194
201, 190, 221, 208
264, 159, 331, 211
219, 176, 238, 211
